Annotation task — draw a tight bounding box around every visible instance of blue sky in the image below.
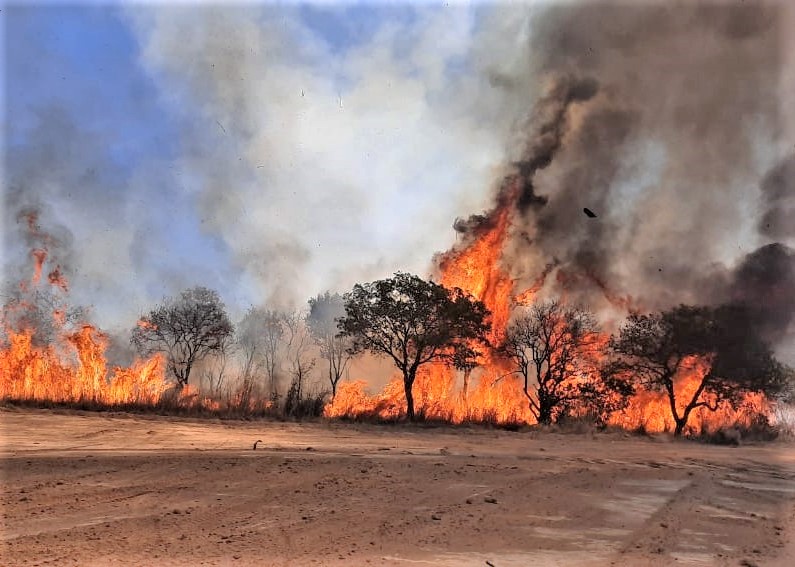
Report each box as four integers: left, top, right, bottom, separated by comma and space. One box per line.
6, 4, 235, 318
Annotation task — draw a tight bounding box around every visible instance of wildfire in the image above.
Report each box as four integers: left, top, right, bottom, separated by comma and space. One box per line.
0, 326, 170, 406
327, 182, 539, 424
4, 196, 775, 435
1, 245, 182, 409
326, 184, 774, 435
607, 355, 771, 435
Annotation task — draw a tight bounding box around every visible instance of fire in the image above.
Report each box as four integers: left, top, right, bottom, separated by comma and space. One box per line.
326, 182, 774, 435
607, 355, 771, 435
0, 327, 170, 406
326, 182, 538, 424
31, 249, 47, 286
437, 200, 515, 346
1, 246, 178, 409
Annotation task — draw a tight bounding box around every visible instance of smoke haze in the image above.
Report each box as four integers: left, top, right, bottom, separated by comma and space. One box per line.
3, 2, 794, 361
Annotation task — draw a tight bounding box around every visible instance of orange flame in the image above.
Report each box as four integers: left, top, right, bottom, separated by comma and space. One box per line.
607, 355, 771, 434
0, 326, 170, 406
327, 185, 773, 434
31, 249, 47, 286
2, 251, 177, 408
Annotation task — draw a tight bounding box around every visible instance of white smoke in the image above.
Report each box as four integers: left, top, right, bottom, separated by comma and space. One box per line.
125, 4, 529, 311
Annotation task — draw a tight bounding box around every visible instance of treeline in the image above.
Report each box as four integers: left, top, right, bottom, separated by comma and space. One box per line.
131, 288, 353, 418
129, 272, 793, 436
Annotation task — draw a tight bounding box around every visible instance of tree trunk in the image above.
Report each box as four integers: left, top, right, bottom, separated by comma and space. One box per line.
674, 418, 686, 437
403, 373, 416, 421
184, 361, 192, 386
538, 403, 553, 426
537, 389, 553, 425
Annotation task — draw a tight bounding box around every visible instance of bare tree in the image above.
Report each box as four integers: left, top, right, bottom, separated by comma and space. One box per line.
200, 332, 235, 397
237, 307, 285, 400
307, 292, 352, 400
131, 286, 233, 389
502, 300, 605, 425
282, 310, 317, 416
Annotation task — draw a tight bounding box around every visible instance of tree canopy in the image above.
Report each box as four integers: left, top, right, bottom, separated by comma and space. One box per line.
338, 272, 490, 420
609, 303, 790, 435
131, 286, 233, 389
502, 300, 627, 425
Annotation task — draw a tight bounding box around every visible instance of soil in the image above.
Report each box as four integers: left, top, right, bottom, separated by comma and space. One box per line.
2, 408, 794, 566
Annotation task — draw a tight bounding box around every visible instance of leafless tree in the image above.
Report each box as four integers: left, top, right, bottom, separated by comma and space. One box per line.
502, 300, 604, 425
237, 307, 285, 400
200, 332, 235, 397
131, 286, 233, 389
282, 310, 317, 416
307, 292, 352, 400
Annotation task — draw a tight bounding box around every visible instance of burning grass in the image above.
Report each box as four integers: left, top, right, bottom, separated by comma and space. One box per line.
1, 187, 785, 437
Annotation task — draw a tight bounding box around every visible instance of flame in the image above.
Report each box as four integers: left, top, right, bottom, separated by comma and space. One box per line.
31, 249, 47, 286
137, 318, 158, 331
326, 183, 538, 423
607, 355, 771, 434
0, 327, 170, 406
326, 184, 773, 434
1, 251, 174, 408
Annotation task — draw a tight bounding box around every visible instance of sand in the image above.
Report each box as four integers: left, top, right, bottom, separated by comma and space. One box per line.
2, 407, 794, 566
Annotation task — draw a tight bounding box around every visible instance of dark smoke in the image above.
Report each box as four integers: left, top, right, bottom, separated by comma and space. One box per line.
729, 243, 795, 343
514, 75, 599, 212
451, 2, 794, 358
758, 155, 795, 239
451, 74, 598, 236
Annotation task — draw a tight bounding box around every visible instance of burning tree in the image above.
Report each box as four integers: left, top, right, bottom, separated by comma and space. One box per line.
338, 273, 490, 421
131, 287, 233, 390
501, 300, 621, 425
307, 292, 353, 400
608, 304, 790, 436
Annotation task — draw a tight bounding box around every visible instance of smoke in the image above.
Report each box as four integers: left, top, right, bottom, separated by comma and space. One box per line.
446, 1, 794, 357
126, 5, 521, 310
759, 154, 795, 239
729, 243, 795, 343
5, 2, 794, 364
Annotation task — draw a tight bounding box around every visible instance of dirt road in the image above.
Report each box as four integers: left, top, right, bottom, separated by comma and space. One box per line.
2, 408, 794, 566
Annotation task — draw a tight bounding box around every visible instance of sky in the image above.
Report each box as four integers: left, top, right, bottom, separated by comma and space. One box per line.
3, 1, 525, 331
4, 1, 794, 355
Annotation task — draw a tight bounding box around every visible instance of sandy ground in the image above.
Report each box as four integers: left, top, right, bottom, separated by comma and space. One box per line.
1, 408, 794, 567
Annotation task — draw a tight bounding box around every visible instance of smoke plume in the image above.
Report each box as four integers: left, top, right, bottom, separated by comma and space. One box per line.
448, 1, 794, 359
